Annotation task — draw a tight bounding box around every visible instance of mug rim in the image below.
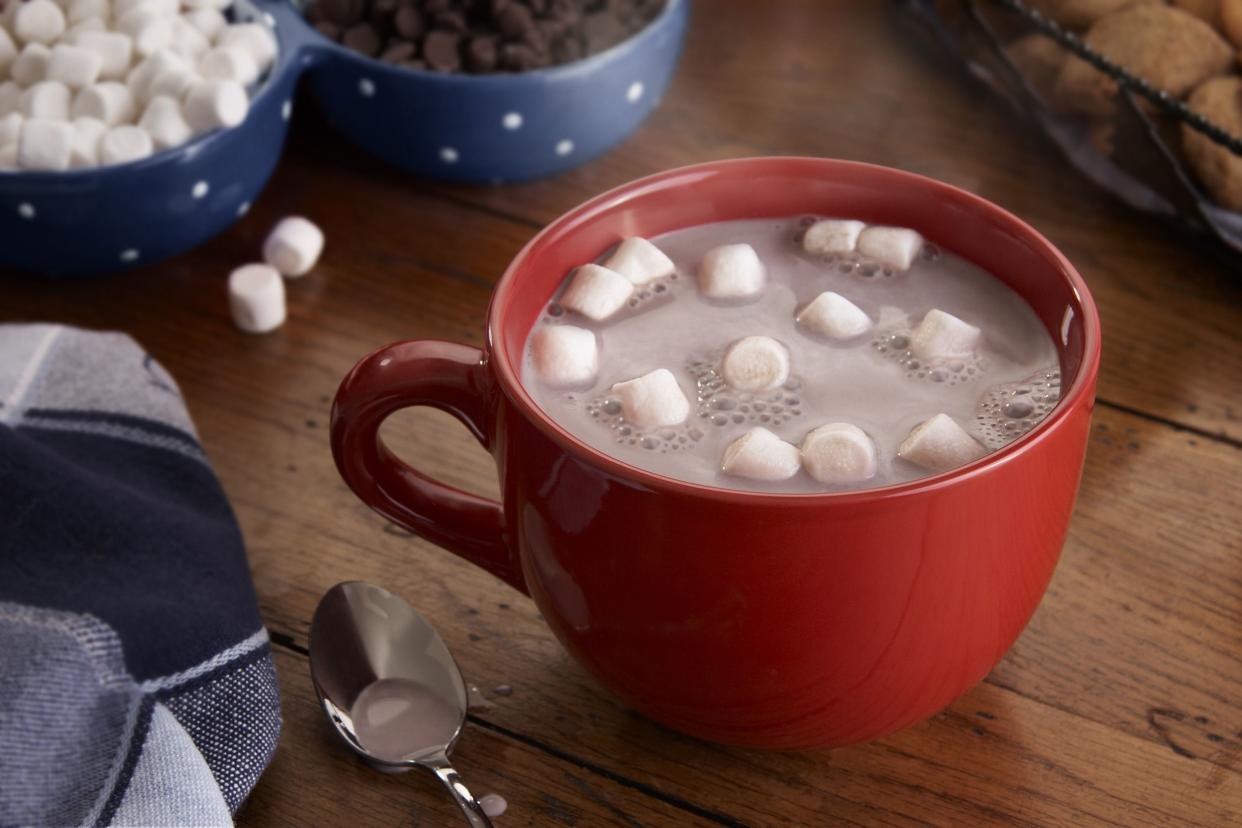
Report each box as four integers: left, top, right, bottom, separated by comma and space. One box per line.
488, 156, 1102, 504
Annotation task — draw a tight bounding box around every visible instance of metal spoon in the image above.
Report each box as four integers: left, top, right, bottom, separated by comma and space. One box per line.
309, 581, 495, 827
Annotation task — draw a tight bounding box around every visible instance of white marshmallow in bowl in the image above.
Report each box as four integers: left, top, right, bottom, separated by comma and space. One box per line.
69, 115, 106, 166
898, 413, 986, 472
21, 81, 70, 120
99, 123, 153, 164
698, 243, 764, 299
560, 263, 632, 322
138, 95, 191, 149
14, 0, 66, 47
610, 368, 689, 429
800, 422, 878, 485
530, 325, 598, 388
856, 226, 923, 270
910, 309, 981, 362
263, 216, 325, 277
47, 44, 103, 88
602, 237, 675, 285
0, 82, 20, 116
215, 23, 275, 73
802, 219, 864, 256
0, 26, 17, 76
182, 78, 247, 132
721, 335, 789, 392
18, 118, 73, 170
11, 43, 53, 86
66, 0, 109, 27
796, 291, 872, 340
0, 112, 23, 147
721, 427, 801, 482
73, 32, 134, 81
198, 44, 258, 85
183, 8, 227, 40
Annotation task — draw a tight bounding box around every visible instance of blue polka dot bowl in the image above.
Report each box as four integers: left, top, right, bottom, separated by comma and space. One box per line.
302, 0, 688, 182
0, 0, 308, 278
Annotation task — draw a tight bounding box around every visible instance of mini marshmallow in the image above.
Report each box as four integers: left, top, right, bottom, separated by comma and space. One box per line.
530, 325, 598, 388
610, 368, 690, 429
228, 263, 286, 334
66, 0, 108, 26
48, 44, 103, 88
198, 45, 257, 85
0, 26, 16, 76
69, 115, 105, 166
65, 16, 107, 36
796, 291, 872, 340
14, 0, 66, 46
0, 144, 17, 168
263, 215, 324, 277
698, 243, 765, 300
602, 237, 675, 285
560, 263, 632, 322
800, 422, 878, 484
138, 94, 190, 148
0, 112, 23, 147
146, 67, 196, 101
22, 81, 70, 121
11, 43, 52, 86
802, 219, 865, 256
98, 123, 152, 164
897, 413, 986, 472
721, 335, 789, 392
17, 118, 72, 169
216, 23, 276, 72
910, 309, 981, 362
170, 17, 210, 59
182, 78, 246, 132
127, 49, 185, 101
181, 0, 231, 11
184, 7, 227, 40
0, 83, 20, 117
114, 0, 178, 19
129, 14, 174, 58
74, 32, 134, 81
856, 225, 923, 271
721, 427, 801, 482
72, 81, 135, 125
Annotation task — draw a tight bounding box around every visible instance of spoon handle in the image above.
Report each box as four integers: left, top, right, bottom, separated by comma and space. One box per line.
427, 757, 496, 827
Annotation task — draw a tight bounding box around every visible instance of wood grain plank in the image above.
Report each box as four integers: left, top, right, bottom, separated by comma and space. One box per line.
239, 648, 727, 828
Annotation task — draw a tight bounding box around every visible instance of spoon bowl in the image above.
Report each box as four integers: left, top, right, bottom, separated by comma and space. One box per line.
309, 581, 493, 826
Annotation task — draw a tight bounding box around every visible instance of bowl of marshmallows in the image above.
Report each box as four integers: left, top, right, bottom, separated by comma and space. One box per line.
0, 0, 688, 277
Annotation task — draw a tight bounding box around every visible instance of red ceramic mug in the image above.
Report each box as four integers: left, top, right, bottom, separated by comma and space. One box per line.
331, 157, 1101, 750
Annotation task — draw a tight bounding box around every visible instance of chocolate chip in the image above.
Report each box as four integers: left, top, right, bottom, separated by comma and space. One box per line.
501, 41, 544, 70
394, 4, 424, 36
494, 2, 532, 38
381, 39, 417, 61
422, 0, 451, 13
433, 9, 467, 31
423, 29, 461, 71
343, 22, 381, 55
466, 34, 498, 72
372, 0, 399, 18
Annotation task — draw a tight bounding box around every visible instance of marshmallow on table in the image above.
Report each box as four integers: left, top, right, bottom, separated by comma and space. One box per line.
184, 8, 227, 40
698, 243, 765, 300
898, 413, 986, 472
11, 43, 52, 86
602, 237, 675, 285
263, 216, 325, 277
216, 23, 276, 72
530, 325, 598, 388
182, 78, 247, 132
910, 309, 981, 362
0, 82, 20, 116
796, 291, 872, 340
228, 263, 286, 334
14, 0, 66, 46
99, 124, 153, 164
70, 115, 105, 166
198, 45, 258, 85
18, 118, 73, 170
560, 263, 632, 322
856, 226, 923, 271
48, 44, 103, 88
74, 32, 134, 81
610, 368, 689, 429
0, 26, 15, 76
800, 422, 878, 484
802, 219, 865, 256
721, 335, 789, 392
72, 82, 136, 125
721, 427, 801, 482
21, 81, 70, 121
139, 95, 191, 149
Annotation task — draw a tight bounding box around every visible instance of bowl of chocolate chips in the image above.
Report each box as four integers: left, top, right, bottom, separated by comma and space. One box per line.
299, 0, 688, 181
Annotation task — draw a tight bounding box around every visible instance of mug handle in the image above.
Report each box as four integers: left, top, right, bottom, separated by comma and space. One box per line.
330, 340, 527, 594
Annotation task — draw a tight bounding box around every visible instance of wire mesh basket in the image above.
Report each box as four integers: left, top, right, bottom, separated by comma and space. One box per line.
904, 0, 1242, 260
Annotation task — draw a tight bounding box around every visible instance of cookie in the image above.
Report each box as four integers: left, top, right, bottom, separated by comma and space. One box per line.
1171, 0, 1219, 25
1006, 32, 1066, 102
1222, 0, 1242, 47
1025, 0, 1135, 29
1054, 3, 1234, 117
1182, 75, 1242, 211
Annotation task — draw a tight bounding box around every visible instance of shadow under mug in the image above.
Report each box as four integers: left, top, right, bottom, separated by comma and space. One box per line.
330, 157, 1102, 750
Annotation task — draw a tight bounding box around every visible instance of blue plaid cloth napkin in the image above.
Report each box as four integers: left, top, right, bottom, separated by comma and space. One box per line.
0, 324, 281, 827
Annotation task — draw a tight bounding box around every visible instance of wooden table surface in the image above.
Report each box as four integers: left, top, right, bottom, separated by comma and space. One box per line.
6, 2, 1242, 825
